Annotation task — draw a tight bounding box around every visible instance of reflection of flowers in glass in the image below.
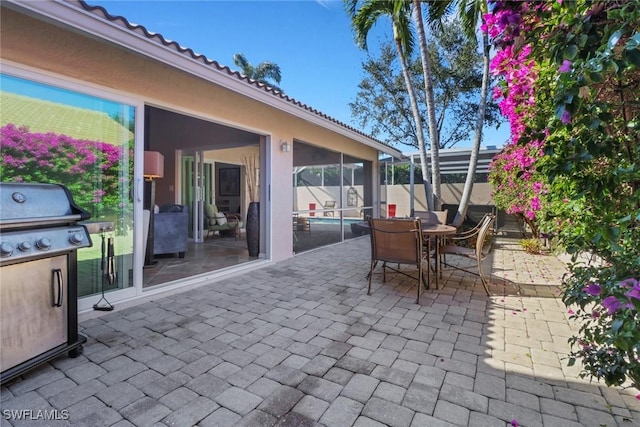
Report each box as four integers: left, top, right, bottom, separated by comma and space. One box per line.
1, 123, 127, 211
602, 296, 621, 315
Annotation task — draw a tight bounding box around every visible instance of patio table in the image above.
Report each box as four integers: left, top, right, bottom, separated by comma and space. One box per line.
422, 223, 457, 290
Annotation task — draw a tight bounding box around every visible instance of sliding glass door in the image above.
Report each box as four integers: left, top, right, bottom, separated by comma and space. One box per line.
0, 72, 137, 301
292, 141, 373, 253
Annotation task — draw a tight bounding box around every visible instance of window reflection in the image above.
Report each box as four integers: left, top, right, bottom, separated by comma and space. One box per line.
0, 74, 135, 297
292, 141, 372, 253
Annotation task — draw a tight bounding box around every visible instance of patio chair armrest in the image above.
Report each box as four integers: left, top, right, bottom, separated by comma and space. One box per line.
448, 229, 480, 242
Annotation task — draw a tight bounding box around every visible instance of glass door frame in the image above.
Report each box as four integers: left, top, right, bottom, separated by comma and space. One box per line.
180, 149, 214, 243
1, 62, 145, 312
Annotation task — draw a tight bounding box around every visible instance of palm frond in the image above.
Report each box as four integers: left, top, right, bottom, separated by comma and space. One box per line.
233, 53, 253, 76
254, 62, 282, 84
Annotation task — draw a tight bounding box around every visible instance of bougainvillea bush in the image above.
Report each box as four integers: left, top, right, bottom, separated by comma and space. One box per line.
486, 0, 639, 390
488, 141, 546, 237
0, 123, 132, 222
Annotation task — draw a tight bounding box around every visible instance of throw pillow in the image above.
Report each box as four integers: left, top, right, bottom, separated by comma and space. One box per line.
215, 212, 227, 225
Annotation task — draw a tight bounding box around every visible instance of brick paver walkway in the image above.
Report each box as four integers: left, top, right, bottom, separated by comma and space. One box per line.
1, 237, 639, 426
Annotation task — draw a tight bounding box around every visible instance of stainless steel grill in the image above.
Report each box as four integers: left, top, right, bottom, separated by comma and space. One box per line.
0, 182, 92, 384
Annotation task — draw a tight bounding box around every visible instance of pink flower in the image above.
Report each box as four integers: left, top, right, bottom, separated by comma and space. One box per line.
511, 419, 519, 427
626, 284, 640, 301
583, 283, 602, 296
530, 197, 541, 211
602, 296, 621, 315
620, 278, 639, 288
559, 59, 572, 73
567, 309, 575, 315
532, 181, 543, 193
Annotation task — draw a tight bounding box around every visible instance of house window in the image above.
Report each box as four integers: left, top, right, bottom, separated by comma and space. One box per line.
0, 73, 135, 298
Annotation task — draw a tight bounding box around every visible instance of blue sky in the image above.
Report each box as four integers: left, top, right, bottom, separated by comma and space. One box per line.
93, 0, 509, 150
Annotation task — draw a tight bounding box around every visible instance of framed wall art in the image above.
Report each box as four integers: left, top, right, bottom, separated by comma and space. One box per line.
218, 167, 240, 196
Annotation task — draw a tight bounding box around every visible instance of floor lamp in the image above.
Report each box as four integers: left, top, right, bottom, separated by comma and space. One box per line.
144, 151, 164, 267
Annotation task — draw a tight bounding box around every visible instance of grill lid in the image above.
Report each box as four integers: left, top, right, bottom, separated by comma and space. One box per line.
0, 182, 91, 228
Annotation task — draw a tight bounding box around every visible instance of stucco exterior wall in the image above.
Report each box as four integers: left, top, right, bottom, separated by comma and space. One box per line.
1, 8, 381, 261
383, 183, 494, 217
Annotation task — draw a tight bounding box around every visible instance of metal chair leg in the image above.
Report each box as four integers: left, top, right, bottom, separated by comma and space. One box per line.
368, 260, 378, 295
478, 259, 490, 296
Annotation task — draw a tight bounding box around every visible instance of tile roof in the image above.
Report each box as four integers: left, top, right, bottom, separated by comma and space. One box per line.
74, 0, 393, 151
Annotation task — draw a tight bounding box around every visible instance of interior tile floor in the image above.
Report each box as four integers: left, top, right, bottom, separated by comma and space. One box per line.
144, 235, 253, 288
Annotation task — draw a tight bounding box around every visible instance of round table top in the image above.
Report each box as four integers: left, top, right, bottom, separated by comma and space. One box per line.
422, 223, 457, 235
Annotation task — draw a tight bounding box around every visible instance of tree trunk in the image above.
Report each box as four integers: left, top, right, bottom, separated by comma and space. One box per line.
393, 25, 434, 210
453, 28, 491, 227
413, 0, 441, 210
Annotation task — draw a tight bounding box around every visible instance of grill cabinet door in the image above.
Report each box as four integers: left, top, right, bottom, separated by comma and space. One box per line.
1, 255, 68, 371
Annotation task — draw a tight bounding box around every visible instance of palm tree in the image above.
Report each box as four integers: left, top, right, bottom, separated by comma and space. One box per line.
424, 0, 491, 226
345, 0, 434, 210
412, 0, 442, 210
233, 53, 283, 93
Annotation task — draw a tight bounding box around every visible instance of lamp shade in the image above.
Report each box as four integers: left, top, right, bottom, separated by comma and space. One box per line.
144, 151, 164, 179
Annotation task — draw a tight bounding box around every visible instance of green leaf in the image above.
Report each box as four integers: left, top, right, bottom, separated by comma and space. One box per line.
608, 226, 620, 240
611, 60, 620, 73
568, 357, 576, 367
614, 338, 628, 351
589, 72, 604, 82
565, 44, 578, 60
578, 34, 589, 48
590, 118, 603, 129
608, 30, 622, 50
624, 49, 640, 66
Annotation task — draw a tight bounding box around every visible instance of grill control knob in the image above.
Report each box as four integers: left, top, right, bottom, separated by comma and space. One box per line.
69, 232, 85, 245
18, 241, 32, 251
36, 237, 52, 250
0, 242, 14, 257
